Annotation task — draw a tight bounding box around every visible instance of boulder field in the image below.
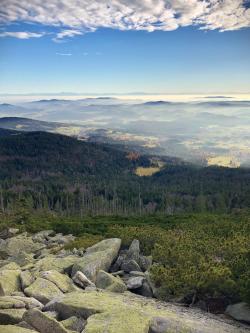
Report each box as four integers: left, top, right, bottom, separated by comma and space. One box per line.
0, 228, 249, 333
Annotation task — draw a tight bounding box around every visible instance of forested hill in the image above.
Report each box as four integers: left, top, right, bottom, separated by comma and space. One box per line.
0, 130, 249, 215
0, 130, 145, 179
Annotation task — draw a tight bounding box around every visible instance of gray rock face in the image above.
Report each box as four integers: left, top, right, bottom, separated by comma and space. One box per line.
23, 308, 68, 333
0, 228, 19, 240
24, 278, 63, 304
40, 270, 76, 293
138, 255, 152, 272
127, 239, 140, 263
0, 325, 37, 333
61, 315, 86, 332
72, 271, 95, 289
0, 308, 26, 324
0, 268, 21, 296
0, 234, 45, 260
71, 238, 121, 282
126, 276, 144, 289
225, 302, 250, 324
121, 259, 142, 273
20, 271, 34, 290
96, 270, 127, 293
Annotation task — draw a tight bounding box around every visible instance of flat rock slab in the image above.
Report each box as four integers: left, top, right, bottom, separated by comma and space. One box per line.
23, 308, 68, 333
0, 269, 21, 296
0, 326, 37, 333
46, 290, 249, 333
0, 308, 26, 324
24, 277, 63, 304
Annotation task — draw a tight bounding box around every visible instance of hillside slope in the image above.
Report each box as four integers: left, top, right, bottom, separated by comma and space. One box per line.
0, 130, 249, 215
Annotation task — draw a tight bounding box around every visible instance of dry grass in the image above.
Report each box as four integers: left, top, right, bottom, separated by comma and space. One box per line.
135, 167, 161, 177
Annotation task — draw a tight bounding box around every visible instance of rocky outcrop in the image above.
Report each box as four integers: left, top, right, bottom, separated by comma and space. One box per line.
24, 277, 64, 304
45, 290, 248, 333
71, 238, 121, 281
0, 231, 249, 333
0, 234, 45, 260
225, 302, 250, 324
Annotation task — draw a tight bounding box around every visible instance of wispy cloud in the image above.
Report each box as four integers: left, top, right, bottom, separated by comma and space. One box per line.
0, 1, 249, 41
0, 31, 45, 39
56, 52, 72, 56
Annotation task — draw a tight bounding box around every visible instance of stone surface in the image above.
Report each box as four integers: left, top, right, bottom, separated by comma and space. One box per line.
138, 255, 152, 272
72, 271, 95, 289
24, 277, 63, 304
126, 239, 140, 263
121, 260, 142, 273
20, 271, 34, 290
71, 238, 121, 282
0, 228, 19, 240
11, 296, 43, 309
0, 268, 21, 296
96, 270, 127, 293
9, 252, 34, 267
23, 308, 68, 333
0, 325, 37, 333
45, 290, 248, 333
61, 316, 86, 332
0, 262, 20, 271
225, 302, 250, 324
40, 270, 76, 293
0, 235, 45, 259
126, 276, 144, 289
0, 296, 25, 309
34, 255, 79, 274
0, 308, 26, 324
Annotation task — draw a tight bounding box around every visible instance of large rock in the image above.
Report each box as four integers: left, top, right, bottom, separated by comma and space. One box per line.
24, 278, 63, 304
71, 238, 121, 282
9, 252, 34, 267
0, 268, 21, 296
127, 239, 140, 263
40, 270, 76, 293
126, 276, 144, 290
121, 260, 142, 273
20, 271, 34, 290
225, 302, 250, 324
32, 230, 55, 243
61, 316, 86, 332
0, 308, 26, 324
45, 290, 248, 333
0, 296, 25, 309
23, 308, 68, 333
96, 270, 127, 293
34, 255, 80, 274
0, 234, 45, 259
138, 256, 152, 272
72, 271, 95, 289
0, 325, 37, 333
0, 296, 42, 310
0, 228, 19, 240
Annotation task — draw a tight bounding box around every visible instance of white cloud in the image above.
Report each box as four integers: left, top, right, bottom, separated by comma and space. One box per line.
0, 0, 249, 41
0, 31, 45, 39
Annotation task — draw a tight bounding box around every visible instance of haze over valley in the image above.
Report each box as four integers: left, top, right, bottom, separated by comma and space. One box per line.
1, 94, 250, 167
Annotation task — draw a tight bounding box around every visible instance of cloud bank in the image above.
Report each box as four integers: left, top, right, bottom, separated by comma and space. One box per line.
0, 0, 250, 39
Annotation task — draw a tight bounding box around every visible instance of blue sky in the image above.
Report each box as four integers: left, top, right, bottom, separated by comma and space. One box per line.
0, 1, 250, 94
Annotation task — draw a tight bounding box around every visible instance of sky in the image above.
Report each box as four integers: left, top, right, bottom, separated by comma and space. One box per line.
0, 0, 250, 95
